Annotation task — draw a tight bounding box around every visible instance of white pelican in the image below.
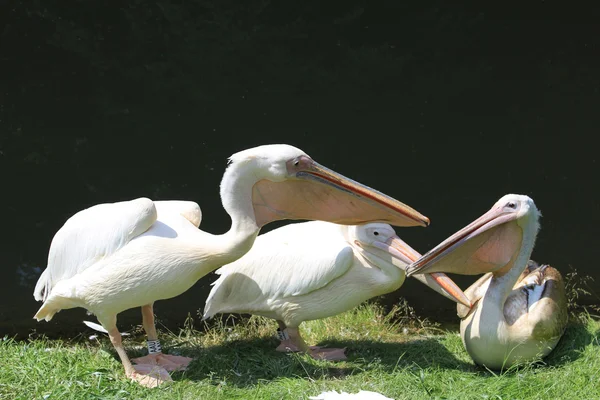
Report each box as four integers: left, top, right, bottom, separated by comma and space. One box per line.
203, 220, 470, 360
33, 144, 432, 387
405, 194, 568, 370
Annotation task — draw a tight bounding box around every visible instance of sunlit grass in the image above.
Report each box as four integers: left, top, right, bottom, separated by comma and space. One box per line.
1, 303, 599, 400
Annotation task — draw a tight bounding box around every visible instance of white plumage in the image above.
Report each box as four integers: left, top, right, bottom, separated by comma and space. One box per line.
204, 222, 355, 319
406, 194, 568, 370
33, 144, 432, 386
204, 221, 469, 360
34, 197, 158, 303
34, 199, 207, 321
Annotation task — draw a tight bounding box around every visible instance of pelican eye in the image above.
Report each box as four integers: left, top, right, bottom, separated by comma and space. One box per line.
507, 202, 517, 209
373, 231, 379, 236
294, 160, 299, 166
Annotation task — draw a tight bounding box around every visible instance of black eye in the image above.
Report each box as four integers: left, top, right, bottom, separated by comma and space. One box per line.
373, 231, 379, 236
507, 202, 517, 209
294, 160, 299, 166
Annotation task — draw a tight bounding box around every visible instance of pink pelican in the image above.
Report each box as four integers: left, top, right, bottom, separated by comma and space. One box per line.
406, 194, 567, 369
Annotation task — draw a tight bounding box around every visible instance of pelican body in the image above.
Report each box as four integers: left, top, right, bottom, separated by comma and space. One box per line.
406, 194, 568, 370
203, 220, 469, 360
33, 144, 432, 386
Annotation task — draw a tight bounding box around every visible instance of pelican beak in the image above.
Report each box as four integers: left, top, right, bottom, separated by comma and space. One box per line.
297, 159, 430, 227
411, 273, 472, 308
251, 155, 430, 228
405, 205, 521, 277
371, 236, 471, 307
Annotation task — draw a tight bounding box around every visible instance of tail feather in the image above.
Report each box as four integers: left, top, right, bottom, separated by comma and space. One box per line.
33, 268, 51, 302
202, 275, 228, 320
83, 320, 108, 333
34, 301, 60, 322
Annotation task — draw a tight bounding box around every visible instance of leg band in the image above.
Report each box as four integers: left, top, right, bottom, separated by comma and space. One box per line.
276, 328, 290, 341
147, 339, 162, 354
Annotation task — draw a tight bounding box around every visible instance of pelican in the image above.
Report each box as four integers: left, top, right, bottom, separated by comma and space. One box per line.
203, 220, 470, 360
33, 144, 431, 387
405, 194, 568, 370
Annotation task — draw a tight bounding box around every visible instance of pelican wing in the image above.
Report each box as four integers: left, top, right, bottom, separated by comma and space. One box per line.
203, 221, 354, 319
33, 197, 157, 302
154, 200, 202, 228
461, 260, 568, 340
505, 261, 568, 338
457, 272, 493, 318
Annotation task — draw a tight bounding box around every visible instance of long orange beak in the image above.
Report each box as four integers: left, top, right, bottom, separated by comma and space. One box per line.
405, 205, 521, 277
251, 154, 430, 228
371, 235, 471, 307
300, 160, 430, 227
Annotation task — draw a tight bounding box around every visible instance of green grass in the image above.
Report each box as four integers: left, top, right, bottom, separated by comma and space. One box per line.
1, 303, 599, 400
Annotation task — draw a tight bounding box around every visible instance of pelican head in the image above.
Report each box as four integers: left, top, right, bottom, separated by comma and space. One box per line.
221, 144, 430, 228
405, 194, 541, 278
347, 223, 471, 307
495, 194, 540, 229
348, 223, 419, 266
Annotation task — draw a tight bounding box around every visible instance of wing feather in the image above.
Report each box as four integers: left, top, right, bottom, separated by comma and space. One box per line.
203, 221, 354, 319
33, 197, 157, 301
154, 200, 202, 228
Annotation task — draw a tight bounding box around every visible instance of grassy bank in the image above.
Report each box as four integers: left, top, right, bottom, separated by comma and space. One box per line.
1, 303, 598, 399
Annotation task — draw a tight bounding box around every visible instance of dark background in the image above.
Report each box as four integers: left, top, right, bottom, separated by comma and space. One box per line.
1, 0, 599, 338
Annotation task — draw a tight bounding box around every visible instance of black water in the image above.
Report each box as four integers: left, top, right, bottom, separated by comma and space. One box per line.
1, 1, 599, 337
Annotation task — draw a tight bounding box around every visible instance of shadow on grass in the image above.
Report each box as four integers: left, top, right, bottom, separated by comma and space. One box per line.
92, 317, 598, 387
543, 319, 600, 367
148, 334, 473, 387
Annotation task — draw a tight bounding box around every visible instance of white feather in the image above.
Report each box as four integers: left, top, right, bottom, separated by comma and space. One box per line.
83, 320, 108, 333
153, 200, 202, 228
33, 198, 157, 302
83, 320, 130, 336
33, 198, 204, 304
203, 221, 353, 320
527, 283, 546, 313
203, 221, 409, 328
309, 390, 394, 400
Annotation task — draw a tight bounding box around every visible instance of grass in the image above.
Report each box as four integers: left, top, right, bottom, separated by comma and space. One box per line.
0, 303, 599, 400
1, 302, 599, 400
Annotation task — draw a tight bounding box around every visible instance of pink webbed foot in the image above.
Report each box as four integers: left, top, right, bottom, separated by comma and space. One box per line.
128, 364, 173, 388
132, 353, 193, 372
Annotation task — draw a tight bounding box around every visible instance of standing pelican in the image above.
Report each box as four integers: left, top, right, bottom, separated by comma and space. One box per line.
405, 194, 567, 369
33, 144, 431, 387
203, 220, 470, 360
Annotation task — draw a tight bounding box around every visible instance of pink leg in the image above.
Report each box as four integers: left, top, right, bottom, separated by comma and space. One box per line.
275, 321, 347, 361
131, 304, 193, 371
99, 314, 172, 387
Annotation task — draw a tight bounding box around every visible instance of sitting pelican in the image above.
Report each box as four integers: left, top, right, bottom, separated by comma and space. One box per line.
203, 220, 470, 360
33, 144, 431, 387
405, 194, 568, 369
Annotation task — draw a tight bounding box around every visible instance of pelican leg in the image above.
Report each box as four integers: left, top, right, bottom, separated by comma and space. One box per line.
99, 314, 172, 388
131, 304, 193, 371
275, 321, 347, 361
275, 321, 309, 353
